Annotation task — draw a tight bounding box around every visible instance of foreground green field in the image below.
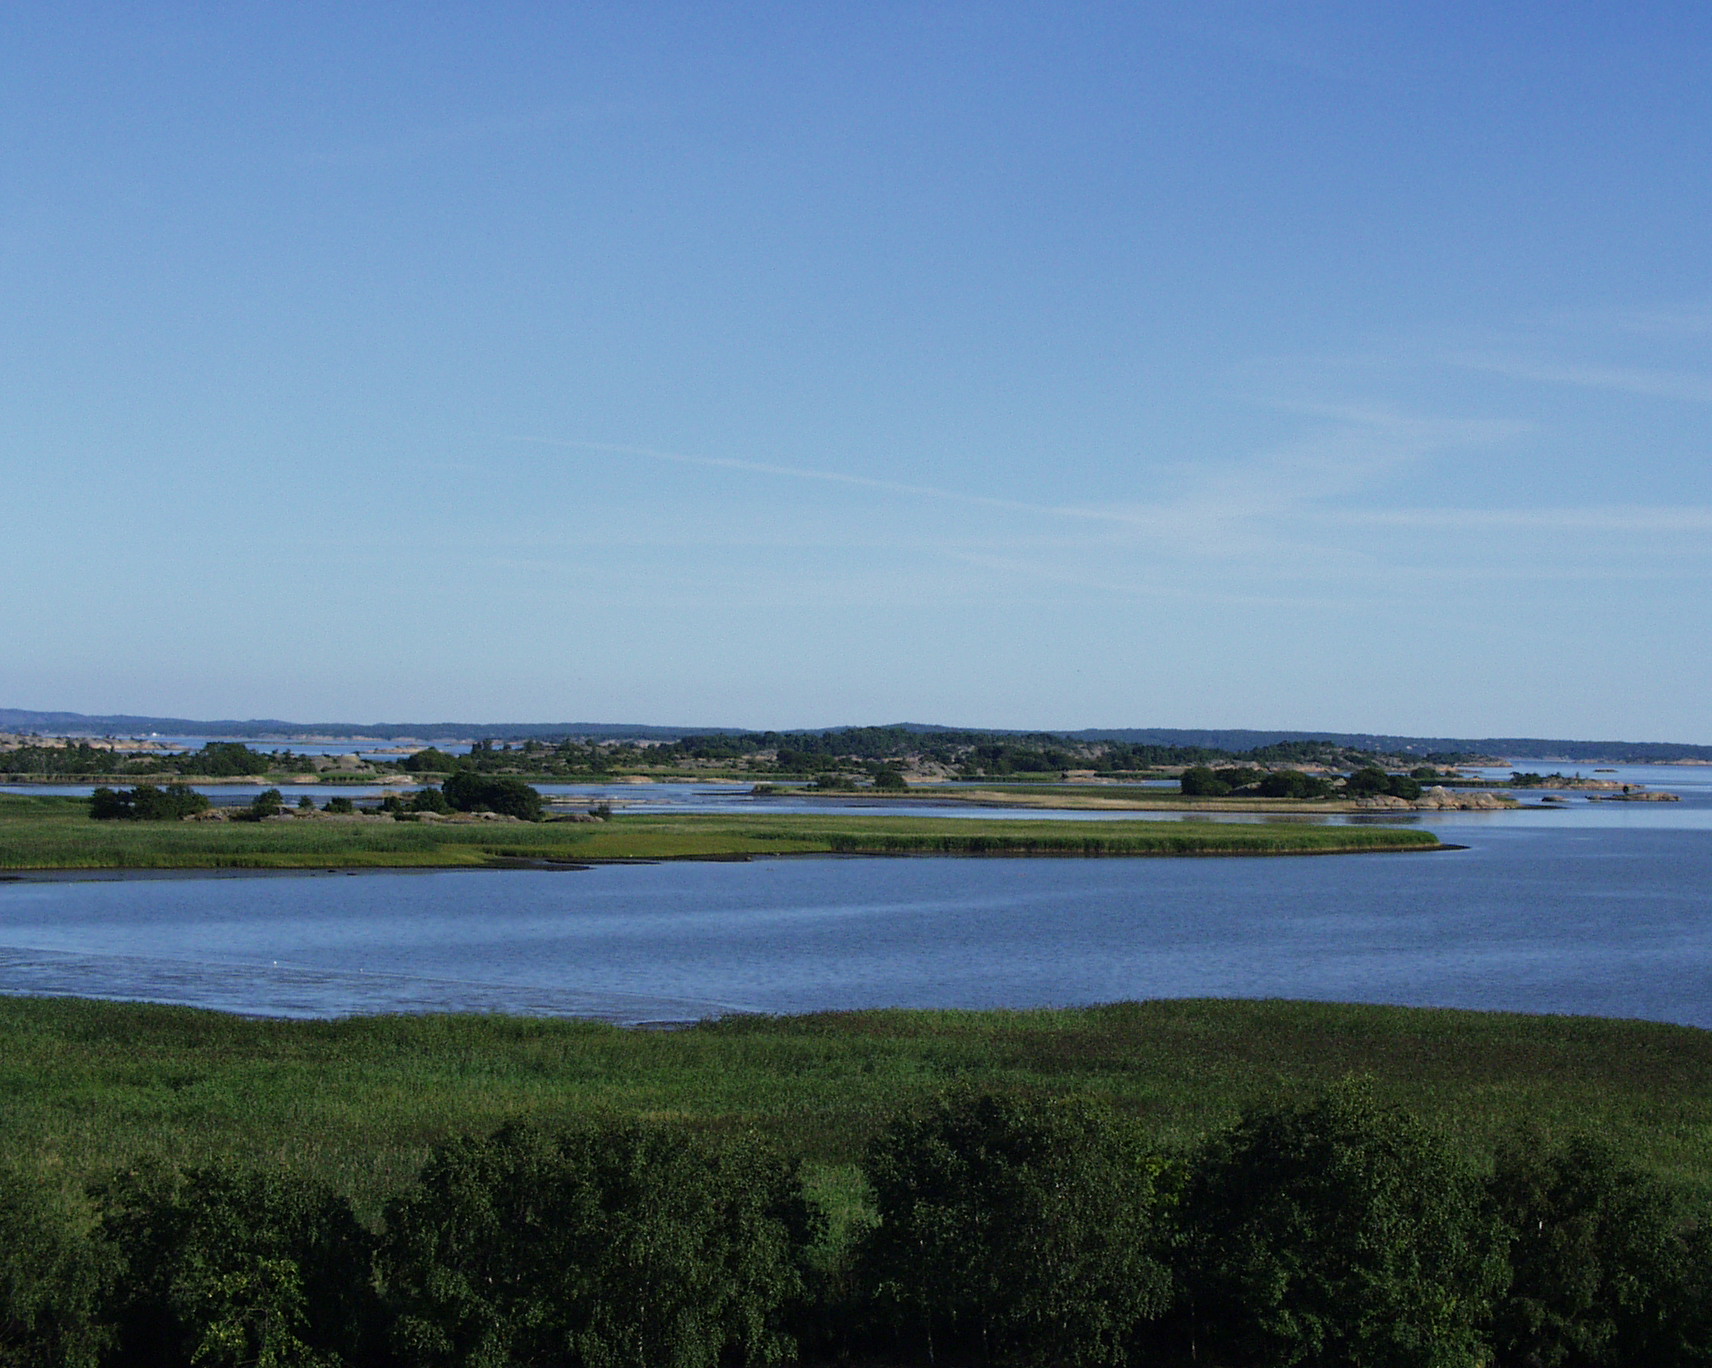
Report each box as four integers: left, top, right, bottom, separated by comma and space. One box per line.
0, 793, 1442, 868
2, 996, 1707, 1216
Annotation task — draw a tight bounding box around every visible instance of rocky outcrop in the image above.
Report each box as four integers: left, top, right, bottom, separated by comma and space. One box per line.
1414, 786, 1517, 810
1355, 787, 1518, 811
1591, 790, 1682, 802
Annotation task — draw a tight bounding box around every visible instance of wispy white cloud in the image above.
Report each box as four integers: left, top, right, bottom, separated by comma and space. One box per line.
509, 435, 1067, 516
502, 308, 1710, 613
1446, 355, 1712, 403
510, 407, 1517, 561
1332, 506, 1712, 533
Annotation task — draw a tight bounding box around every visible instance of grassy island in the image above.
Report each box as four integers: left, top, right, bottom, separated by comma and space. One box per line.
0, 794, 1444, 870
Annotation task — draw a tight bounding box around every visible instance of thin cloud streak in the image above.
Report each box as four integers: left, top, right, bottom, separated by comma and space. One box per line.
1332, 506, 1712, 533
508, 435, 1150, 526
1446, 355, 1712, 404
510, 407, 1504, 551
507, 429, 1704, 563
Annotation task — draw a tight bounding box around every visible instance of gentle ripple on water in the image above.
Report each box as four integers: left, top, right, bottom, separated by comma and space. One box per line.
1, 821, 1709, 1027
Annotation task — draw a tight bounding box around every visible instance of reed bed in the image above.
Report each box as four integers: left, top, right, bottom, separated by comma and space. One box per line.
1, 996, 1706, 1217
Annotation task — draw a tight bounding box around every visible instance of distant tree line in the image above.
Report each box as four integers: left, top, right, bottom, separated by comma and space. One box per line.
89, 777, 549, 824
10, 732, 1491, 784
1180, 765, 1428, 801
387, 729, 1451, 782
3, 1082, 1708, 1367
4, 742, 301, 779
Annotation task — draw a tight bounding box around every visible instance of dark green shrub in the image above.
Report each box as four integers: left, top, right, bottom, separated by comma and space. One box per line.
87, 784, 211, 821
1177, 1080, 1503, 1368
322, 797, 355, 814
1179, 766, 1230, 796
1256, 769, 1337, 799
243, 788, 285, 821
1342, 768, 1423, 800
94, 1163, 379, 1368
399, 748, 464, 774
440, 772, 544, 821
86, 787, 127, 821
380, 1119, 811, 1368
408, 786, 452, 814
0, 1167, 111, 1368
855, 1092, 1172, 1367
1487, 1132, 1704, 1367
173, 743, 274, 777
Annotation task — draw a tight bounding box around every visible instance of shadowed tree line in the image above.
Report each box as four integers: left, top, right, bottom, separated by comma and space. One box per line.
1179, 765, 1429, 800
88, 776, 548, 824
4, 743, 305, 779
8, 732, 1480, 784
396, 732, 1445, 781
3, 1082, 1707, 1367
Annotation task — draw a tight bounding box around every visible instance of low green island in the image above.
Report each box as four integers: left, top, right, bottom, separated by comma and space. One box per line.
0, 792, 1444, 870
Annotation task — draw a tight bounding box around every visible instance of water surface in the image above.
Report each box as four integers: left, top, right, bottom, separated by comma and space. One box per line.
3, 821, 1708, 1028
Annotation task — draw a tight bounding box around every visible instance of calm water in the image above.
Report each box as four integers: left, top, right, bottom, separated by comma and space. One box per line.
3, 764, 1709, 1025
2, 819, 1709, 1028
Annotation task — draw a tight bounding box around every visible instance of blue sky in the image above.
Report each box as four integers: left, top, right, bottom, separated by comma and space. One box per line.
2, 3, 1708, 737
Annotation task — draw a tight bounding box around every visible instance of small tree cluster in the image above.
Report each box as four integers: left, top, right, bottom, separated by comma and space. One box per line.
1342, 767, 1425, 800
441, 772, 545, 821
398, 748, 465, 774
87, 785, 211, 821
1179, 767, 1337, 799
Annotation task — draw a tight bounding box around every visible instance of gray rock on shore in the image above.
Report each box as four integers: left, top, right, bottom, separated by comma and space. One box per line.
1355, 787, 1518, 811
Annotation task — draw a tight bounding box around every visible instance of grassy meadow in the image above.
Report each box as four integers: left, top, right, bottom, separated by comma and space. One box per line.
1, 996, 1708, 1220
0, 793, 1443, 869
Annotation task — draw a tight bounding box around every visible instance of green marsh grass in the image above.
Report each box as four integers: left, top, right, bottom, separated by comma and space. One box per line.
1, 996, 1706, 1217
0, 794, 1441, 869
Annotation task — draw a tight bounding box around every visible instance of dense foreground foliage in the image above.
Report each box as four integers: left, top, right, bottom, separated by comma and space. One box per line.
0, 998, 1709, 1364
3, 1083, 1707, 1367
0, 795, 1443, 868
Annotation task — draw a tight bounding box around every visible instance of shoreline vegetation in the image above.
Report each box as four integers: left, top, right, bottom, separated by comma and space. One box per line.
1, 996, 1706, 1209
0, 795, 1444, 870
15, 732, 1692, 810
812, 784, 1517, 813
3, 997, 1708, 1365
0, 728, 1522, 789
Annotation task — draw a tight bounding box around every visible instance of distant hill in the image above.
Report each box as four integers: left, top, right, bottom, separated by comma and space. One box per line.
0, 709, 727, 743
1051, 728, 1712, 763
2, 708, 1708, 762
